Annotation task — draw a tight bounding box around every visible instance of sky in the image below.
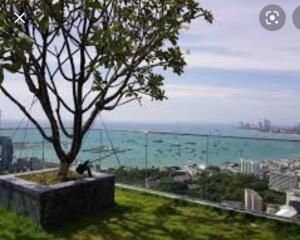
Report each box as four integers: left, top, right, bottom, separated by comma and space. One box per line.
1, 0, 300, 126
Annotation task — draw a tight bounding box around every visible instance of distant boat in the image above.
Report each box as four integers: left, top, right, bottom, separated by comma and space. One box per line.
170, 143, 181, 147
185, 142, 196, 145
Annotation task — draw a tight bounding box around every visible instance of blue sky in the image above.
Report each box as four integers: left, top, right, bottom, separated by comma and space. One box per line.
1, 0, 300, 125
105, 0, 300, 125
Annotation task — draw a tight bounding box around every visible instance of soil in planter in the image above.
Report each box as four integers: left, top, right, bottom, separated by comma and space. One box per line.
17, 170, 84, 185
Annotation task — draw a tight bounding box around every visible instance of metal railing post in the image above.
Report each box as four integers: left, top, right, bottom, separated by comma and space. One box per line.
42, 137, 45, 169
99, 128, 103, 170
205, 135, 209, 200
100, 128, 103, 145
145, 131, 149, 187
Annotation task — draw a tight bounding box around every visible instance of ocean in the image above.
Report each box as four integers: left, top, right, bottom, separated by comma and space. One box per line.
1, 122, 300, 169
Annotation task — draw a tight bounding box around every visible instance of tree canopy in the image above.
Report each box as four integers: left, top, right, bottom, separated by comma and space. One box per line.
0, 0, 213, 176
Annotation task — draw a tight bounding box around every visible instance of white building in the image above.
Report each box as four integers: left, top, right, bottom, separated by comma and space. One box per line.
244, 189, 263, 213
240, 159, 260, 176
182, 162, 203, 178
275, 205, 298, 218
171, 170, 191, 183
269, 171, 298, 192
286, 189, 300, 213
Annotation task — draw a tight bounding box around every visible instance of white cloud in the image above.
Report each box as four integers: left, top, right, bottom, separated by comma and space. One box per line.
103, 83, 300, 124
2, 81, 299, 125
164, 84, 296, 102
185, 51, 300, 71
181, 0, 300, 72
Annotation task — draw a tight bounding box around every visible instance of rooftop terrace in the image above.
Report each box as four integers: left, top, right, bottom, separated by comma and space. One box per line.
0, 187, 299, 240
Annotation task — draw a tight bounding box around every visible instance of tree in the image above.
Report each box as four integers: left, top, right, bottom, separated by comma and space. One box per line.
0, 0, 213, 179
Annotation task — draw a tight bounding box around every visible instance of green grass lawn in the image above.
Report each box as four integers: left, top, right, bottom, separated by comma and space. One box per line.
0, 188, 300, 240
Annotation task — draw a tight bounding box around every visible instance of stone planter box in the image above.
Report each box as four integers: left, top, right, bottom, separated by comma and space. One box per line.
0, 169, 115, 227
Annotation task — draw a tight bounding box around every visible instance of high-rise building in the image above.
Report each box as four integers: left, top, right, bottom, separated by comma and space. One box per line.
0, 137, 13, 169
269, 171, 298, 192
244, 189, 263, 213
264, 119, 272, 131
240, 159, 260, 176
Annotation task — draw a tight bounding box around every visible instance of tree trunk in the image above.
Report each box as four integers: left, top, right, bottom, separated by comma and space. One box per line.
53, 135, 82, 180
58, 161, 71, 180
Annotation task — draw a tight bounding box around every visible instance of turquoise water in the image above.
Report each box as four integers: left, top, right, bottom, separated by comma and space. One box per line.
1, 124, 300, 169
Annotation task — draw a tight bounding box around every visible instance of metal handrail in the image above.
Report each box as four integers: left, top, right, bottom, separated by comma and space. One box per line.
1, 127, 300, 142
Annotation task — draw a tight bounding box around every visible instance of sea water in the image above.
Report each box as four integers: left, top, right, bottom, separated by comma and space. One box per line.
1, 122, 300, 169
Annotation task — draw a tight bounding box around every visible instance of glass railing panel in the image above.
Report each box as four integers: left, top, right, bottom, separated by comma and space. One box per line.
0, 128, 45, 173
145, 132, 208, 197
86, 129, 147, 186
75, 128, 103, 166
1, 127, 300, 221
204, 135, 300, 214
208, 136, 300, 165
40, 128, 63, 167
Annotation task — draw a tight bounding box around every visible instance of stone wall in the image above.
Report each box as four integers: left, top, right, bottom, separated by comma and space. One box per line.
0, 170, 115, 227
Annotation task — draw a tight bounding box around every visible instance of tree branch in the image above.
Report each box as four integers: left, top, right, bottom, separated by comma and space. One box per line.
0, 86, 52, 142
